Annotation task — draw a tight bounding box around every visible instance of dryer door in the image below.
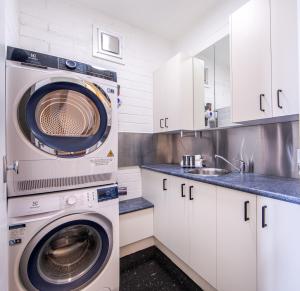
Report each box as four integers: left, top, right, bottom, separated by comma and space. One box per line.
19, 213, 113, 291
18, 77, 112, 157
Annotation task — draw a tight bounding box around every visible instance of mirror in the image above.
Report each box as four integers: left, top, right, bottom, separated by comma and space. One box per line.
196, 35, 234, 129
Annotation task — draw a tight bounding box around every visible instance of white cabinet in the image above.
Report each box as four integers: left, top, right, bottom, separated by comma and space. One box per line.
153, 53, 205, 132
257, 197, 300, 291
142, 170, 217, 287
120, 208, 154, 247
188, 181, 217, 288
217, 187, 256, 291
231, 0, 272, 122
141, 169, 169, 246
271, 0, 299, 116
167, 177, 189, 263
231, 0, 298, 123
142, 170, 300, 291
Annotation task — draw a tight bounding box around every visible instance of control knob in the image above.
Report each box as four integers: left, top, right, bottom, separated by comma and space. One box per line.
67, 196, 77, 206
65, 60, 77, 70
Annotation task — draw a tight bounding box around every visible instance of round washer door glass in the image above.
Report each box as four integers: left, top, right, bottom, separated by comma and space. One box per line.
20, 217, 113, 291
38, 224, 101, 284
18, 78, 112, 157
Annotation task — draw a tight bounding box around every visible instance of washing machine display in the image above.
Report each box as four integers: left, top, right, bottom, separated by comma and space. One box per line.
18, 77, 112, 157
19, 214, 113, 290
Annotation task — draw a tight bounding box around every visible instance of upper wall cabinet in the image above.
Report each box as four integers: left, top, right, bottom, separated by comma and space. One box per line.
231, 0, 299, 123
153, 53, 205, 133
197, 36, 234, 129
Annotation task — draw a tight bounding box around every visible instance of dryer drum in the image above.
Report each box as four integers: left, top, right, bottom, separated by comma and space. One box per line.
35, 90, 100, 137
18, 79, 112, 157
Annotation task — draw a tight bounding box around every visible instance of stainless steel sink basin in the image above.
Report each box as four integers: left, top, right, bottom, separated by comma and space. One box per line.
187, 168, 230, 177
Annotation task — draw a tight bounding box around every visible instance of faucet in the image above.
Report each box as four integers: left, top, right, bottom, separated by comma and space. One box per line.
214, 154, 246, 173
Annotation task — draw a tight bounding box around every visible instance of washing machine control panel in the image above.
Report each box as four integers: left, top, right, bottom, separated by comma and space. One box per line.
97, 186, 118, 202
62, 185, 118, 209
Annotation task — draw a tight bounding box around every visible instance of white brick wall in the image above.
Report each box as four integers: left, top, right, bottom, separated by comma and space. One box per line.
117, 167, 143, 201
12, 0, 173, 133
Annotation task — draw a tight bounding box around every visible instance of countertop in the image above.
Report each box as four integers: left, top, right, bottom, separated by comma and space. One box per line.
141, 164, 300, 205
119, 197, 154, 215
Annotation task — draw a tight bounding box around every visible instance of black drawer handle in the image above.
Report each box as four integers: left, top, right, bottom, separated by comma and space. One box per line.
260, 94, 265, 112
163, 179, 167, 191
165, 118, 168, 128
181, 183, 186, 197
160, 119, 164, 128
189, 185, 194, 200
244, 201, 250, 221
262, 206, 267, 228
277, 89, 283, 109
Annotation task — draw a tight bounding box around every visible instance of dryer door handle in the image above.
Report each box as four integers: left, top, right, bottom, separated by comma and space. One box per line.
6, 159, 19, 175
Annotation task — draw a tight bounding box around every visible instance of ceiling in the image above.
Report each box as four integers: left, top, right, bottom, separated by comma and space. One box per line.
76, 0, 223, 41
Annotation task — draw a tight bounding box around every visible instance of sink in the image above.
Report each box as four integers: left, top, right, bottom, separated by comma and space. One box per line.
187, 168, 230, 177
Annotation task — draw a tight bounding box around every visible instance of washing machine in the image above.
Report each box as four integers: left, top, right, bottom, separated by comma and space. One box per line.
5, 47, 118, 197
8, 184, 119, 291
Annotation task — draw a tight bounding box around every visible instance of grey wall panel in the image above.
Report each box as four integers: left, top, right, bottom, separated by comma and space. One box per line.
118, 121, 299, 178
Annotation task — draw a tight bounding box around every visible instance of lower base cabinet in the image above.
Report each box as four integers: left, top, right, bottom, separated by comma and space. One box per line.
257, 197, 300, 291
142, 170, 217, 288
217, 187, 257, 291
142, 169, 300, 291
188, 181, 217, 288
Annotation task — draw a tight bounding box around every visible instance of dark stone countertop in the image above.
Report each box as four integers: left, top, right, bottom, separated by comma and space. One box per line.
119, 197, 154, 215
141, 164, 300, 205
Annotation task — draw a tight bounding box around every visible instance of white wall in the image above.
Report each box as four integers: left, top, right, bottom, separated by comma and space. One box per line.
13, 0, 173, 134
174, 0, 248, 56
1, 0, 9, 289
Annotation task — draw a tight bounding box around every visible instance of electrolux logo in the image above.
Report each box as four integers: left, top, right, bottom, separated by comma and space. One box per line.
29, 52, 38, 61
31, 200, 40, 209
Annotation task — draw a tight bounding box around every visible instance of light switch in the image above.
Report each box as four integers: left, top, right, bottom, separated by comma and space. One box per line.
101, 32, 120, 55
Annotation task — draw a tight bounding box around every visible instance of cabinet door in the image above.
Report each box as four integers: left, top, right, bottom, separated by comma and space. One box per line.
141, 170, 169, 246
231, 0, 272, 122
167, 177, 189, 263
257, 197, 300, 291
217, 187, 256, 291
153, 65, 169, 132
271, 0, 299, 116
189, 181, 217, 288
153, 53, 201, 132
153, 69, 163, 132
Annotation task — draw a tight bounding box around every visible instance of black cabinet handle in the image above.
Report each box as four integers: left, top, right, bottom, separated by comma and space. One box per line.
189, 185, 194, 200
181, 183, 186, 197
262, 206, 267, 228
160, 119, 164, 128
165, 118, 168, 128
163, 179, 167, 191
260, 94, 265, 112
244, 201, 250, 221
277, 89, 283, 109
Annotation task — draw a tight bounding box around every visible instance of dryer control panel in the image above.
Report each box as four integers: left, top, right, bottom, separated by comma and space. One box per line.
7, 46, 117, 82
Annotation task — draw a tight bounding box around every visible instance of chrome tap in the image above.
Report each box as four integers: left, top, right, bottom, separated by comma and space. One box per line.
214, 154, 246, 173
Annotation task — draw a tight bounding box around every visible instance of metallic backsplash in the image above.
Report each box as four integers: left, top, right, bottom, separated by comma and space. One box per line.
118, 121, 299, 179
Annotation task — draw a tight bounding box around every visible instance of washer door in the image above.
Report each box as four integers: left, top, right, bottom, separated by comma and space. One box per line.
20, 213, 113, 291
18, 77, 112, 157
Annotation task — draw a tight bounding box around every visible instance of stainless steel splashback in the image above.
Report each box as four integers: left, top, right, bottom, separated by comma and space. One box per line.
118, 121, 299, 178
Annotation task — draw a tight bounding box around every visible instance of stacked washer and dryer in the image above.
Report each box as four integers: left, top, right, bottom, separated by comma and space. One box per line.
6, 47, 120, 291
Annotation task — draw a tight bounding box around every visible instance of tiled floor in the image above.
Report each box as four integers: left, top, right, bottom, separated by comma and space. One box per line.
120, 246, 203, 291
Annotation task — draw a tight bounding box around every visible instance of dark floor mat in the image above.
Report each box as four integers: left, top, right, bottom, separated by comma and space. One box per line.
120, 246, 203, 291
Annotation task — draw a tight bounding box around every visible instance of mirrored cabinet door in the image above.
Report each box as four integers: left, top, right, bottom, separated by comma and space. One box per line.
195, 35, 235, 129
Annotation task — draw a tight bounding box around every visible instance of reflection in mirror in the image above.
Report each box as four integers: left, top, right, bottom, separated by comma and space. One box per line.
196, 35, 234, 129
